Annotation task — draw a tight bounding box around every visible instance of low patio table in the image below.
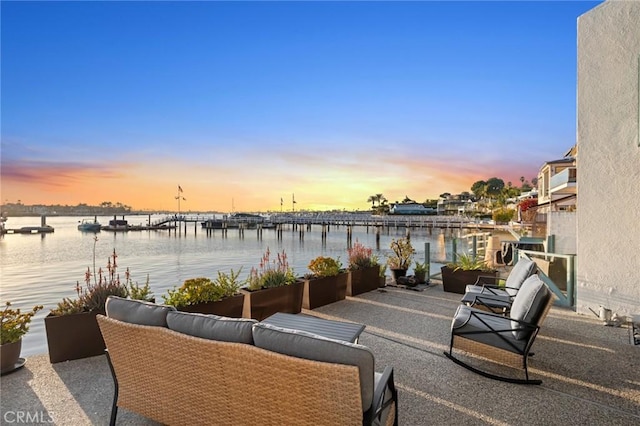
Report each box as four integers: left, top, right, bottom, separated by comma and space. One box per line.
261, 312, 365, 343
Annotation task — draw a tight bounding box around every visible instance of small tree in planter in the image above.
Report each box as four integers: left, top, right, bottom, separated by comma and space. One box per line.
347, 241, 381, 295
387, 238, 415, 282
303, 256, 347, 309
441, 253, 498, 294
163, 270, 244, 317
242, 248, 303, 320
1, 301, 43, 375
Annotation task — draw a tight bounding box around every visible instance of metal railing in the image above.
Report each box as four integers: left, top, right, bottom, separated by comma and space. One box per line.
517, 249, 576, 308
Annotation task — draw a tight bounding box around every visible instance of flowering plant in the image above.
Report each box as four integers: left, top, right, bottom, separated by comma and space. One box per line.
1, 302, 43, 345
307, 256, 342, 278
518, 198, 538, 212
247, 248, 296, 290
387, 238, 415, 270
50, 237, 155, 315
51, 249, 129, 315
347, 240, 379, 270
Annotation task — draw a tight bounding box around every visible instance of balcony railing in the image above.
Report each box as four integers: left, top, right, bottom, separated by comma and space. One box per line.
550, 167, 577, 192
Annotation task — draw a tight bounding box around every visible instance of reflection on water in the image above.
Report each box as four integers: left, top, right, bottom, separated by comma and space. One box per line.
0, 215, 465, 356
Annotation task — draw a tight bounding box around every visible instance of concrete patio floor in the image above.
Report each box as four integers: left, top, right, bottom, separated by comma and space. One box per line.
1, 282, 639, 425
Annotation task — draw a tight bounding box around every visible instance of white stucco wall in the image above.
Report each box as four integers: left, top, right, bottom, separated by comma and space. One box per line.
548, 211, 576, 255
577, 0, 640, 317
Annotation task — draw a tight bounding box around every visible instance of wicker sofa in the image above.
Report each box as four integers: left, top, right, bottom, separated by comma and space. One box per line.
98, 296, 398, 426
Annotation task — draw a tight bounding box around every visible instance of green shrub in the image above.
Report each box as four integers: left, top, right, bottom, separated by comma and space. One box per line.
492, 208, 515, 223
163, 270, 242, 308
0, 302, 43, 344
307, 256, 342, 278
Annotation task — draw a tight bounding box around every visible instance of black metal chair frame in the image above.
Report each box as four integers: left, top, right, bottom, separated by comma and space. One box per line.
105, 350, 119, 426
444, 308, 543, 385
364, 366, 399, 426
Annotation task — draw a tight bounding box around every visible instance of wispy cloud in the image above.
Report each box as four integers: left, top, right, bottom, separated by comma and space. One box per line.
1, 160, 125, 190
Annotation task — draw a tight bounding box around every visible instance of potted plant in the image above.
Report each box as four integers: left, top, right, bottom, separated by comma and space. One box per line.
241, 248, 303, 321
45, 247, 148, 363
440, 253, 498, 294
163, 269, 244, 317
1, 301, 43, 375
378, 264, 388, 288
413, 261, 428, 284
346, 241, 381, 295
387, 237, 415, 282
303, 256, 348, 309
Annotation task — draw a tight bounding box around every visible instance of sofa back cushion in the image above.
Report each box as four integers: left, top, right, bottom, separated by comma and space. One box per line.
504, 257, 537, 296
510, 275, 551, 340
105, 296, 175, 327
252, 322, 374, 412
166, 311, 257, 344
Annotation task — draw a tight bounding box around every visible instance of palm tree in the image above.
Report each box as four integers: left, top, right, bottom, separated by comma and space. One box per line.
367, 195, 376, 208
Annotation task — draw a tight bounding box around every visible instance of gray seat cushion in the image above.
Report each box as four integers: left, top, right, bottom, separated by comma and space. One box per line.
463, 285, 510, 299
509, 275, 551, 339
105, 296, 175, 327
252, 322, 375, 412
166, 311, 257, 344
451, 305, 527, 353
464, 257, 537, 297
503, 258, 537, 296
460, 291, 512, 310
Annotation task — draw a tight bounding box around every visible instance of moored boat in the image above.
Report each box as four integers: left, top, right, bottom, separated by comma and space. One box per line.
77, 218, 102, 232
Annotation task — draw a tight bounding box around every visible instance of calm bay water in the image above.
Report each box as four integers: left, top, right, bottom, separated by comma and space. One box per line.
0, 214, 462, 356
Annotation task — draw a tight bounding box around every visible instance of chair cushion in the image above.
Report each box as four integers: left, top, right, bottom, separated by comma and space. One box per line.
105, 296, 175, 327
464, 285, 510, 299
252, 322, 375, 412
460, 292, 512, 310
509, 275, 551, 339
166, 311, 256, 344
503, 258, 537, 296
451, 305, 526, 353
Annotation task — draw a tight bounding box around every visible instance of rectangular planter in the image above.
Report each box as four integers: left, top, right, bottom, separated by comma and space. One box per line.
302, 273, 348, 309
241, 280, 304, 321
347, 266, 380, 296
440, 266, 499, 294
177, 294, 245, 318
44, 311, 106, 363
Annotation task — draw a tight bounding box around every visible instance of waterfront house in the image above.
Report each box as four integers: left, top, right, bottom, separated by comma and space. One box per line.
536, 145, 578, 256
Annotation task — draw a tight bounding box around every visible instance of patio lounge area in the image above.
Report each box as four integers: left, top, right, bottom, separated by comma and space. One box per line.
2, 282, 639, 425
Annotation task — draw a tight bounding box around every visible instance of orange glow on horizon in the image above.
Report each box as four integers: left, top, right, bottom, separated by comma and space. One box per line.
1, 150, 539, 212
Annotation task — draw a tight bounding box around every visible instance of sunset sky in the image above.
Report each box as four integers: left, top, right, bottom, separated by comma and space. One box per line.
1, 1, 600, 212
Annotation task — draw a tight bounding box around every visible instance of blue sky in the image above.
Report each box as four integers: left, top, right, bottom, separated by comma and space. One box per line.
1, 1, 601, 212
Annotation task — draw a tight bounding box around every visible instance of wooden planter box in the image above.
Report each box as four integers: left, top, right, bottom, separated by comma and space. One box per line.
44, 311, 106, 363
440, 266, 498, 294
302, 273, 348, 309
177, 294, 245, 318
347, 266, 380, 296
241, 280, 304, 321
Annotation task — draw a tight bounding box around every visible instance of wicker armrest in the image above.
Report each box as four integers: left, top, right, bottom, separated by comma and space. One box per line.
367, 366, 398, 426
